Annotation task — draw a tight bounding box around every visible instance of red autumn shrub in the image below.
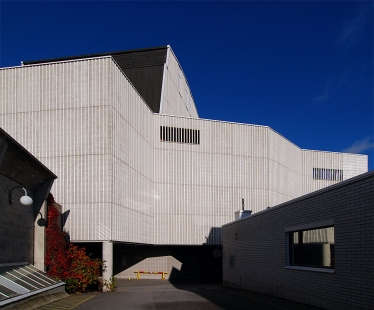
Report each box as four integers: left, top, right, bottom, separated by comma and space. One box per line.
45, 194, 102, 293
45, 205, 70, 279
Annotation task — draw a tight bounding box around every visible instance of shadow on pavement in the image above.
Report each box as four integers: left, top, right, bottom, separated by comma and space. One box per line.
167, 274, 323, 310
71, 275, 324, 310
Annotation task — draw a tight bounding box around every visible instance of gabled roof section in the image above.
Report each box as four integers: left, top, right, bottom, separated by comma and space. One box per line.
23, 46, 168, 113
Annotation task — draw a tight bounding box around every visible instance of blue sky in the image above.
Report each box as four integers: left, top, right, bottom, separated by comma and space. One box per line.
1, 1, 373, 170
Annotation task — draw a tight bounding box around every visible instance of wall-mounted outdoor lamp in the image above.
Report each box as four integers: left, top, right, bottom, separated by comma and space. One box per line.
37, 211, 47, 227
9, 186, 33, 206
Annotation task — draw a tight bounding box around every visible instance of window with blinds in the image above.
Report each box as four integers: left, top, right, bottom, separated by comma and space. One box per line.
160, 126, 200, 144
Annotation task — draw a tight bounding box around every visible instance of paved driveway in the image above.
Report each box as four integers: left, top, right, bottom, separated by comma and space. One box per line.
66, 276, 322, 310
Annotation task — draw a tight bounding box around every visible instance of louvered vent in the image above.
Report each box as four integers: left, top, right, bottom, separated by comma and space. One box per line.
313, 168, 343, 181
160, 126, 200, 145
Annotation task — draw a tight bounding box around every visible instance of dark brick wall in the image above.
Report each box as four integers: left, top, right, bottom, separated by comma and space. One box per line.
223, 171, 374, 310
0, 175, 34, 263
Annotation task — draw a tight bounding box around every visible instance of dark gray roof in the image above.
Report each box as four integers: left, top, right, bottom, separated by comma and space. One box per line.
0, 127, 57, 192
22, 46, 168, 65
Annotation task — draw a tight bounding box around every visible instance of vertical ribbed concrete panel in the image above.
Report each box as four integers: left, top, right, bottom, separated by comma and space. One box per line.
301, 150, 367, 194
268, 129, 303, 207
160, 48, 198, 117
302, 150, 342, 194
109, 59, 154, 244
154, 115, 271, 245
0, 51, 368, 248
342, 153, 368, 180
0, 57, 157, 243
0, 58, 114, 242
154, 114, 367, 245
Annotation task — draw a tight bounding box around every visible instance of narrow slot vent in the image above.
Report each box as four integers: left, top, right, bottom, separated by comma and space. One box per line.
160, 126, 200, 144
313, 168, 343, 181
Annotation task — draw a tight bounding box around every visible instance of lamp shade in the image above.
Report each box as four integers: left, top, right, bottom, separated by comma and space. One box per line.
20, 195, 33, 206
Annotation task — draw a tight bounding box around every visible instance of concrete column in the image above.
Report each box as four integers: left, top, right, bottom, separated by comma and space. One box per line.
102, 241, 113, 290
34, 200, 47, 270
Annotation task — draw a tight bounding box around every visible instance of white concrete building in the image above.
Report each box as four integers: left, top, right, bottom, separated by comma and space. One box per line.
0, 46, 367, 279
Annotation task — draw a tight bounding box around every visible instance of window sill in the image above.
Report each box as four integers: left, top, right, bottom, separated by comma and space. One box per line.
285, 266, 335, 273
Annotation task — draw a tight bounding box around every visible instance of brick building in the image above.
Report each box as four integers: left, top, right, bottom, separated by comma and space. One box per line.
222, 170, 374, 310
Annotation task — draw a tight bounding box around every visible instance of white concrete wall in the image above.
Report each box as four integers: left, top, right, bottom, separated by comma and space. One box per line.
0, 58, 114, 242
268, 129, 303, 207
302, 150, 367, 194
160, 47, 198, 118
153, 115, 367, 245
0, 57, 155, 243
109, 59, 154, 244
153, 115, 289, 245
0, 55, 368, 247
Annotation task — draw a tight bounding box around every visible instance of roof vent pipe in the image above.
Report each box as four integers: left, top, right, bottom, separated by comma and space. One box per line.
235, 198, 252, 220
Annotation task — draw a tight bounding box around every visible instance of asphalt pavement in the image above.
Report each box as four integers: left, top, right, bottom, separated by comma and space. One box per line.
37, 275, 323, 310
